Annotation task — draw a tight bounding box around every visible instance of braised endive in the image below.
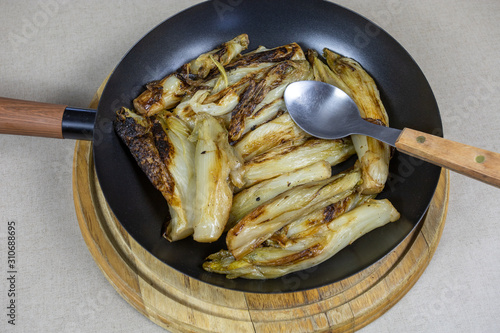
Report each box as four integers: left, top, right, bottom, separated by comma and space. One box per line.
204, 199, 400, 279
228, 60, 311, 142
114, 108, 196, 241
234, 112, 309, 161
229, 60, 313, 141
189, 113, 243, 242
228, 160, 332, 228
242, 138, 356, 188
227, 168, 362, 259
152, 112, 196, 241
309, 48, 392, 194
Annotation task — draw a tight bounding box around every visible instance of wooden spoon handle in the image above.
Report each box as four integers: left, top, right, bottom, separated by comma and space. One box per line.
0, 97, 67, 138
396, 128, 500, 188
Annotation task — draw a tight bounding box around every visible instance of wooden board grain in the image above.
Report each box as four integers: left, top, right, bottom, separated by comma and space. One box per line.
72, 87, 449, 332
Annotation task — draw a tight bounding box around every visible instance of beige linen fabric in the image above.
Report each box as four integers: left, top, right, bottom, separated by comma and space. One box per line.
0, 1, 499, 332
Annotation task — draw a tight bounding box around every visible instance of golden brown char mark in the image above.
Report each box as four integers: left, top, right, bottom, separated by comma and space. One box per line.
149, 118, 177, 200
228, 62, 293, 142
134, 34, 250, 116
226, 43, 303, 71
252, 244, 324, 267
133, 74, 190, 116
114, 108, 174, 196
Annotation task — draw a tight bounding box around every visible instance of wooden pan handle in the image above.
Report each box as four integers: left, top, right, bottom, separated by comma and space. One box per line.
396, 128, 500, 188
0, 97, 67, 138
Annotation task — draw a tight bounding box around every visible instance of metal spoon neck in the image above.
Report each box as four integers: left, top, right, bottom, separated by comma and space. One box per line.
354, 120, 401, 146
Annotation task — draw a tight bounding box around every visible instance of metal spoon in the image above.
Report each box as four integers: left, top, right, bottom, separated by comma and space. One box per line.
284, 80, 500, 188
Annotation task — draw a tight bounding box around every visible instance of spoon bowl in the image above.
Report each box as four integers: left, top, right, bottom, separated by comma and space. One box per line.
284, 81, 360, 139
284, 80, 500, 188
284, 81, 401, 145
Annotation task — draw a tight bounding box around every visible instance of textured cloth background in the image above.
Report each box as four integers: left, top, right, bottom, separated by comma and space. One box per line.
0, 1, 499, 332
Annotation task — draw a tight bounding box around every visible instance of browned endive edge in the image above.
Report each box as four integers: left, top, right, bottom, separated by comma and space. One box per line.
0, 97, 67, 139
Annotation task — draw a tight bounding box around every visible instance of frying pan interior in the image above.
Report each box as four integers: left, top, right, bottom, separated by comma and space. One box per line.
93, 0, 442, 293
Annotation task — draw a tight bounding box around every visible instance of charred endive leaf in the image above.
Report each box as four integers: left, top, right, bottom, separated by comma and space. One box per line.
234, 112, 309, 161
185, 61, 283, 119
188, 89, 240, 117
228, 160, 332, 228
241, 99, 287, 137
133, 74, 188, 117
170, 45, 310, 133
204, 199, 399, 279
229, 60, 313, 141
133, 34, 249, 116
312, 48, 391, 195
225, 42, 306, 71
114, 107, 174, 197
189, 113, 243, 242
204, 62, 277, 106
242, 60, 312, 125
226, 168, 362, 259
307, 49, 349, 93
172, 62, 278, 130
242, 138, 355, 188
267, 192, 373, 246
151, 112, 196, 242
228, 62, 294, 142
114, 108, 195, 242
209, 62, 276, 96
186, 34, 250, 79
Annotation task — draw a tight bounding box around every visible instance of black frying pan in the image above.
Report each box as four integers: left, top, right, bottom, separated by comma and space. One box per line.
0, 0, 441, 293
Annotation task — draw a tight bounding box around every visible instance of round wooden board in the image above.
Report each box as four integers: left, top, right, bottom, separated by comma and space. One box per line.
73, 90, 449, 333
